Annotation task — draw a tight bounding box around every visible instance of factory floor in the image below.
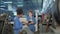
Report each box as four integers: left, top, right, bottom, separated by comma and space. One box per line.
27, 24, 55, 34
35, 24, 60, 34
1, 23, 60, 34
36, 24, 54, 34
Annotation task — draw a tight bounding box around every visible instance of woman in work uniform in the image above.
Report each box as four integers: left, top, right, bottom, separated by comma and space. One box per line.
27, 10, 36, 32
13, 7, 23, 34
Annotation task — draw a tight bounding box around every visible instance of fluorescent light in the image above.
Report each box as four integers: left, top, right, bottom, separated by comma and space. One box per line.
17, 5, 23, 7
0, 8, 5, 10
0, 6, 5, 7
4, 1, 12, 3
18, 2, 23, 3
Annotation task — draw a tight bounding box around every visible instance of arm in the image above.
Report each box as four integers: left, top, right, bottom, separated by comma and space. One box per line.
13, 18, 22, 30
28, 17, 36, 25
33, 17, 36, 25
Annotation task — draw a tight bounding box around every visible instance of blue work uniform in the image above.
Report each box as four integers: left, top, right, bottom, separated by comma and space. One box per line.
27, 16, 36, 32
13, 16, 23, 34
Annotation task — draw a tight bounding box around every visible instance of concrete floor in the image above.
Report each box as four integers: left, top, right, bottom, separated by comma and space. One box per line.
27, 24, 54, 34
21, 24, 60, 34
39, 24, 54, 34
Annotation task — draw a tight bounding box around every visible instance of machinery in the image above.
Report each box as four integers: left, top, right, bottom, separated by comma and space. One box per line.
54, 0, 60, 25
0, 13, 13, 34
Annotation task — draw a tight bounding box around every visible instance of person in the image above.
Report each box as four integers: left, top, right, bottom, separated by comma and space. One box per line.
13, 7, 23, 34
27, 10, 36, 32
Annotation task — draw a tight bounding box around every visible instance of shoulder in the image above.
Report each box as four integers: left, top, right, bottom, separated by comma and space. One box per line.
14, 16, 18, 20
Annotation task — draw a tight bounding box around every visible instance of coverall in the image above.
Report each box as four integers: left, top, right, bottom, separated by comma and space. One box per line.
13, 16, 22, 34
27, 16, 36, 32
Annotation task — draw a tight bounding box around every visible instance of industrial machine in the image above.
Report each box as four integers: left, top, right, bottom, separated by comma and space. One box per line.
54, 0, 60, 25
0, 13, 13, 34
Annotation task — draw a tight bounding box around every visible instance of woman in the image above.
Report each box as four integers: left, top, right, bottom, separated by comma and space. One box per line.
13, 7, 23, 34
27, 10, 36, 32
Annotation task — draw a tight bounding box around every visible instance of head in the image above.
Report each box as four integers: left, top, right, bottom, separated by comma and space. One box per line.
16, 7, 23, 18
28, 10, 33, 17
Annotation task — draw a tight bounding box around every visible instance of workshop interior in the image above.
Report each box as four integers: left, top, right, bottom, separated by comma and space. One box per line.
0, 0, 60, 34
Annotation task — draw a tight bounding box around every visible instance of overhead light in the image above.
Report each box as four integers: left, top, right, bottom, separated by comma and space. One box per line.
17, 5, 23, 7
18, 2, 23, 3
0, 8, 8, 11
0, 6, 5, 7
0, 8, 5, 10
4, 1, 12, 3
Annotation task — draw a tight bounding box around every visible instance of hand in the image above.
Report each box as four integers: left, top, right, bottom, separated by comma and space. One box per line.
29, 21, 33, 24
22, 21, 28, 25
